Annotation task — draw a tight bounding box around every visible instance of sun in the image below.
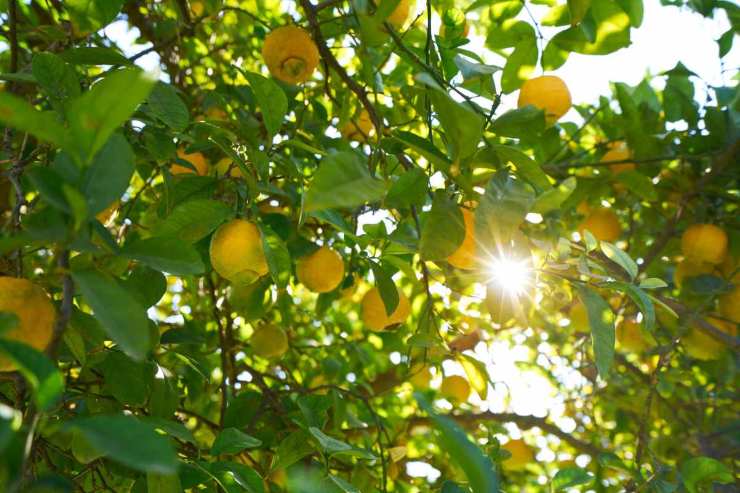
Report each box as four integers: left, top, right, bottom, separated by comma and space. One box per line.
486, 256, 532, 296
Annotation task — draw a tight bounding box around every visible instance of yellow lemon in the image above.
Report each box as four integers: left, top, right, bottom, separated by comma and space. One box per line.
215, 158, 242, 178
674, 259, 715, 289
262, 26, 319, 85
341, 110, 375, 142
616, 319, 655, 353
386, 0, 412, 28
408, 364, 432, 389
209, 219, 269, 284
517, 75, 571, 124
447, 207, 476, 270
578, 207, 621, 242
681, 224, 728, 265
602, 141, 635, 175
683, 317, 736, 360
251, 324, 288, 359
172, 148, 209, 176
719, 286, 740, 323
205, 107, 228, 120
296, 246, 345, 293
190, 0, 205, 16
501, 439, 535, 471
361, 287, 411, 331
96, 200, 119, 225
440, 375, 470, 403
568, 301, 590, 333
0, 277, 56, 371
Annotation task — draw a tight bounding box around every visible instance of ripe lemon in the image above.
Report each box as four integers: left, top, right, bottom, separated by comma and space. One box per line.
386, 0, 412, 28
501, 439, 535, 471
616, 319, 655, 353
0, 277, 56, 371
440, 375, 470, 403
96, 200, 119, 225
578, 207, 621, 242
517, 75, 571, 124
683, 317, 736, 360
602, 141, 635, 175
361, 287, 411, 331
190, 0, 205, 16
447, 207, 476, 270
262, 26, 319, 85
205, 107, 228, 120
296, 246, 345, 293
568, 301, 590, 333
341, 110, 375, 142
209, 219, 269, 285
674, 259, 715, 289
719, 286, 739, 323
681, 224, 728, 265
215, 158, 242, 178
172, 148, 209, 176
408, 364, 432, 389
251, 324, 288, 358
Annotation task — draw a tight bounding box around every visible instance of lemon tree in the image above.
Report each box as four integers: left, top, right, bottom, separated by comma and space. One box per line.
0, 0, 738, 492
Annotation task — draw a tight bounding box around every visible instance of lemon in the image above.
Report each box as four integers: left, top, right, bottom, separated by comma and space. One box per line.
683, 317, 736, 360
447, 207, 476, 270
172, 148, 209, 176
681, 224, 728, 265
568, 301, 590, 333
517, 76, 571, 124
341, 110, 375, 142
602, 141, 635, 175
215, 157, 242, 178
440, 375, 470, 403
616, 319, 655, 353
296, 246, 345, 293
251, 324, 288, 358
209, 219, 269, 285
262, 26, 319, 85
361, 287, 411, 331
719, 286, 740, 323
408, 364, 432, 389
674, 259, 715, 289
96, 200, 119, 225
0, 277, 56, 371
386, 0, 412, 28
578, 207, 621, 242
501, 439, 535, 471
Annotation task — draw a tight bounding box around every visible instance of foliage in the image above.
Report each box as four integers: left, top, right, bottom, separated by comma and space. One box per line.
0, 0, 738, 492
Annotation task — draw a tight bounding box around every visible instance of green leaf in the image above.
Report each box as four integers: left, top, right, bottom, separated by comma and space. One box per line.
329, 475, 360, 493
0, 92, 68, 147
99, 350, 154, 406
211, 428, 262, 455
272, 430, 314, 471
308, 427, 376, 460
31, 53, 81, 106
502, 39, 538, 93
491, 106, 546, 139
157, 199, 233, 243
576, 285, 615, 378
59, 47, 131, 66
614, 170, 657, 201
209, 462, 265, 493
600, 241, 638, 280
639, 277, 667, 289
475, 170, 535, 246
122, 237, 205, 276
0, 312, 19, 335
303, 152, 386, 212
458, 353, 489, 399
493, 145, 551, 191
420, 192, 465, 260
385, 167, 428, 209
82, 133, 135, 215
552, 467, 594, 490
67, 67, 155, 163
145, 83, 189, 131
147, 473, 182, 493
532, 177, 576, 214
370, 260, 400, 316
243, 71, 288, 138
550, 0, 631, 55
260, 224, 291, 289
68, 415, 178, 474
390, 130, 453, 171
567, 0, 592, 25
0, 340, 64, 411
65, 0, 125, 32
71, 268, 151, 360
417, 395, 499, 493
680, 457, 733, 493
607, 282, 656, 330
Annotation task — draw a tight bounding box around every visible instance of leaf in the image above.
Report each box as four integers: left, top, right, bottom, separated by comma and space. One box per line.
60, 47, 131, 66
607, 282, 656, 331
65, 0, 125, 32
243, 71, 288, 138
615, 170, 657, 201
259, 224, 291, 289
0, 312, 19, 335
67, 67, 155, 163
532, 177, 576, 214
147, 473, 182, 493
68, 415, 178, 474
639, 277, 667, 289
385, 167, 428, 209
0, 340, 64, 411
600, 241, 638, 280
123, 237, 205, 276
420, 192, 466, 260
303, 152, 386, 212
550, 0, 631, 55
71, 268, 151, 360
552, 467, 594, 490
680, 457, 733, 493
576, 285, 615, 378
329, 475, 360, 493
501, 39, 538, 93
458, 353, 489, 399
211, 428, 262, 455
82, 133, 135, 215
308, 427, 376, 460
493, 145, 551, 191
145, 83, 189, 131
491, 106, 546, 139
370, 260, 400, 316
567, 0, 592, 25
272, 430, 314, 471
31, 53, 80, 106
209, 462, 265, 493
0, 92, 68, 148
157, 199, 233, 242
390, 130, 453, 171
475, 170, 535, 247
417, 395, 499, 493
99, 351, 155, 406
